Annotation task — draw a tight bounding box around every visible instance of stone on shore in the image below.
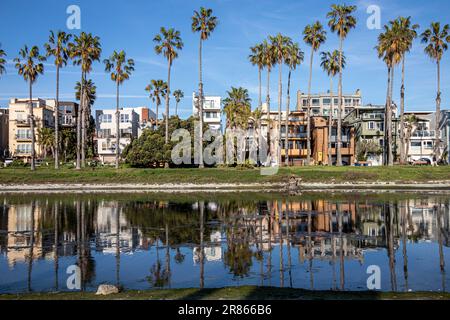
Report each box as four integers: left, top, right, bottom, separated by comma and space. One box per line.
95, 284, 119, 295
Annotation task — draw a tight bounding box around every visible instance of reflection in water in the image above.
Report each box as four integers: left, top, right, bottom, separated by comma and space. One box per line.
1, 193, 450, 293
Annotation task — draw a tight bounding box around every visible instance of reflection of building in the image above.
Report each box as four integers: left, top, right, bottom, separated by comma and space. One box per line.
192, 93, 222, 131
193, 231, 222, 263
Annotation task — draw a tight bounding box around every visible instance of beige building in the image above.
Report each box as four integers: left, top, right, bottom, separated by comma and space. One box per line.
8, 98, 55, 161
296, 89, 362, 117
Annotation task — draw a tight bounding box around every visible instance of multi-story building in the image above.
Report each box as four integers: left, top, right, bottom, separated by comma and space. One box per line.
296, 89, 362, 117
95, 108, 140, 164
8, 98, 55, 162
0, 108, 8, 159
192, 93, 221, 131
439, 110, 450, 164
131, 106, 156, 137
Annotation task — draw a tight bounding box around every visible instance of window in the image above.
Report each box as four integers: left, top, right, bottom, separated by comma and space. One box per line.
424, 141, 433, 149
345, 99, 352, 106
323, 98, 331, 105
100, 114, 112, 123
16, 129, 31, 139
17, 144, 32, 154
312, 99, 320, 106
302, 99, 308, 107
120, 114, 130, 123
368, 122, 375, 130
411, 141, 421, 147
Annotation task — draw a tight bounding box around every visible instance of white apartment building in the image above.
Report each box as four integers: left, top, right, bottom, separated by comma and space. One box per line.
296, 89, 363, 117
192, 92, 222, 131
95, 108, 140, 164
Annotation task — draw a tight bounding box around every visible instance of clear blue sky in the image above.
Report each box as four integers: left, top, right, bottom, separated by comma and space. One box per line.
1, 0, 449, 119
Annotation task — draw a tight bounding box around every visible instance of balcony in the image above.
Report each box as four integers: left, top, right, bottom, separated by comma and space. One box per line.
15, 119, 30, 126
281, 149, 308, 157
412, 131, 435, 138
15, 135, 32, 141
281, 133, 307, 139
15, 149, 32, 155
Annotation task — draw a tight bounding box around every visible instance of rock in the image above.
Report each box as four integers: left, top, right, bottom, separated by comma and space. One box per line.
95, 284, 119, 295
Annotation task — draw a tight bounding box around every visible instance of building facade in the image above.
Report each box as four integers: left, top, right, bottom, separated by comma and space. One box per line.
441, 110, 450, 164
296, 89, 362, 117
192, 93, 222, 131
95, 108, 140, 164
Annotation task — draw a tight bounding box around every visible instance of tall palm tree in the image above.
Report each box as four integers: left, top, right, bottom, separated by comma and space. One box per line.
222, 87, 252, 129
37, 127, 55, 159
14, 45, 45, 171
377, 24, 402, 166
320, 50, 346, 165
145, 79, 168, 127
404, 114, 418, 162
327, 4, 357, 166
284, 43, 304, 166
154, 27, 184, 144
104, 50, 135, 169
270, 33, 293, 166
303, 22, 327, 165
45, 31, 72, 169
262, 40, 276, 164
0, 44, 6, 76
69, 32, 102, 169
392, 17, 419, 164
192, 7, 218, 169
249, 43, 265, 108
173, 89, 184, 116
422, 22, 450, 163
75, 79, 97, 157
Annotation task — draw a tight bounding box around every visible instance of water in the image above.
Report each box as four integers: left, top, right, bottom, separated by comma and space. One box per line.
0, 192, 449, 294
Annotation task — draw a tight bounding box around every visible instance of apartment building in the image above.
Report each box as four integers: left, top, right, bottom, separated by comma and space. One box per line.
192, 92, 222, 131
440, 110, 450, 164
404, 111, 443, 163
95, 108, 140, 164
0, 108, 8, 159
132, 106, 156, 137
296, 89, 362, 117
8, 98, 55, 162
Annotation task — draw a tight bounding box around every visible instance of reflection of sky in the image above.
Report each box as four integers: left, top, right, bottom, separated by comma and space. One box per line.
1, 242, 449, 293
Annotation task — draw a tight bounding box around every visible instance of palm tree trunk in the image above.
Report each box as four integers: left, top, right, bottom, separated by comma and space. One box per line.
328, 77, 334, 165
400, 57, 406, 164
388, 67, 394, 166
435, 60, 441, 162
175, 101, 178, 117
116, 80, 120, 169
336, 36, 344, 167
306, 47, 314, 166
258, 67, 262, 108
198, 38, 204, 169
81, 73, 86, 168
285, 70, 291, 167
384, 66, 391, 166
29, 81, 36, 171
165, 59, 172, 145
277, 60, 283, 166
76, 72, 83, 170
266, 68, 271, 162
55, 65, 60, 169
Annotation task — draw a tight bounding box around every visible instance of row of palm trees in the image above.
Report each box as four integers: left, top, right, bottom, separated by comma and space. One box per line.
248, 4, 357, 167
0, 6, 218, 171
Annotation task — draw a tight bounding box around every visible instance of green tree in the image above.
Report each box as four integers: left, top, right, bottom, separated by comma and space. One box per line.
320, 50, 346, 165
145, 79, 168, 126
222, 87, 252, 129
303, 22, 327, 165
249, 43, 265, 108
37, 127, 55, 159
0, 44, 6, 76
284, 43, 304, 166
103, 50, 135, 169
69, 32, 102, 169
45, 31, 72, 169
14, 45, 46, 171
192, 7, 218, 169
404, 114, 419, 162
327, 4, 357, 166
173, 89, 184, 116
75, 79, 97, 159
154, 27, 184, 144
421, 22, 450, 162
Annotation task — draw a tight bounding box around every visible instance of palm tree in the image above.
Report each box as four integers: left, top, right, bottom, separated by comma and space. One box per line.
37, 127, 55, 159
145, 79, 168, 127
0, 44, 6, 76
75, 78, 97, 157
14, 45, 45, 171
45, 31, 72, 169
173, 89, 184, 116
327, 4, 357, 166
262, 40, 276, 164
421, 22, 450, 163
104, 50, 135, 169
377, 24, 402, 166
69, 32, 102, 169
284, 43, 304, 166
249, 43, 265, 108
404, 114, 418, 162
192, 7, 218, 168
270, 33, 293, 166
222, 87, 252, 130
320, 50, 346, 165
303, 22, 327, 165
154, 27, 184, 144
392, 17, 419, 164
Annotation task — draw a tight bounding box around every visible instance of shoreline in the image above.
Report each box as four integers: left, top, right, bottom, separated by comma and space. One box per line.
1, 181, 450, 193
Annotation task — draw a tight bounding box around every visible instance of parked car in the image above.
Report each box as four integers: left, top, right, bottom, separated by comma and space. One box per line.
3, 158, 13, 167
412, 158, 431, 166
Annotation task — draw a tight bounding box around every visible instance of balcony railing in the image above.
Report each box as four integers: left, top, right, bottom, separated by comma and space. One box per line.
15, 135, 32, 140
15, 119, 30, 126
412, 131, 435, 138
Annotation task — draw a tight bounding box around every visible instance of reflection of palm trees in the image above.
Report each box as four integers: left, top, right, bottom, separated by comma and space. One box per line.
27, 201, 35, 292
287, 201, 293, 288
308, 206, 314, 290
54, 201, 59, 291
401, 201, 409, 291
165, 224, 171, 288
278, 201, 284, 288
147, 238, 170, 288
338, 204, 345, 291
115, 206, 120, 288
436, 202, 446, 292
174, 248, 185, 264
330, 210, 337, 291
386, 203, 397, 292
199, 201, 205, 289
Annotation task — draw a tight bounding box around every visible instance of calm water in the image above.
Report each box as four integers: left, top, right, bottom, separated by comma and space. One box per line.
0, 192, 449, 294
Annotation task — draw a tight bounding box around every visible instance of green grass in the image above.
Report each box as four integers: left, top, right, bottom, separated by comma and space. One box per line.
1, 286, 449, 300
1, 166, 450, 185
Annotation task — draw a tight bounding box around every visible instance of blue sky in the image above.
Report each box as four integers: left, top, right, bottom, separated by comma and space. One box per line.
1, 0, 450, 119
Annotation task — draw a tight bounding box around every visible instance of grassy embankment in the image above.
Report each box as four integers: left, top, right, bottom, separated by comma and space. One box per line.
0, 166, 450, 185
1, 286, 449, 300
